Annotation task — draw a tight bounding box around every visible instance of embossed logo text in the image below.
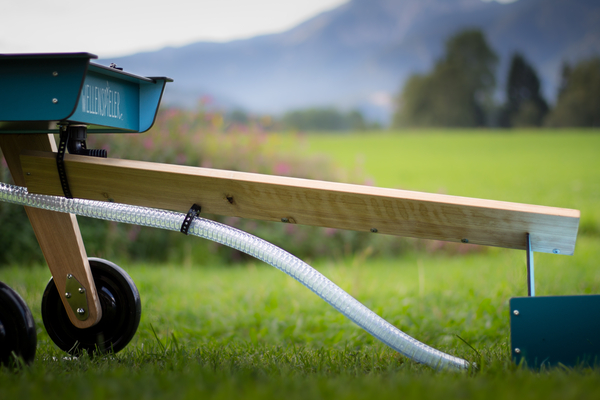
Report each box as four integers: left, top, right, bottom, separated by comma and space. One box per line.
81, 82, 122, 120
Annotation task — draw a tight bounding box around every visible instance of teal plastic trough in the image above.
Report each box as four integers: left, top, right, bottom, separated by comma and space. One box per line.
0, 53, 172, 134
510, 295, 600, 368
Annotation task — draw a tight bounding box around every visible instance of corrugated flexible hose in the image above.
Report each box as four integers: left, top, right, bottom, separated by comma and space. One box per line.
0, 182, 469, 371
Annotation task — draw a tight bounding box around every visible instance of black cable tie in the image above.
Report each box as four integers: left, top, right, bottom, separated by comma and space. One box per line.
56, 129, 73, 199
180, 204, 202, 235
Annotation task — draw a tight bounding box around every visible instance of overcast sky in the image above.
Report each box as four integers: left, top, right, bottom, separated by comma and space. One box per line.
0, 0, 348, 57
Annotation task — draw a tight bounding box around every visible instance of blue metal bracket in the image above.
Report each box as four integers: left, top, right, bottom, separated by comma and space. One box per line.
526, 233, 535, 297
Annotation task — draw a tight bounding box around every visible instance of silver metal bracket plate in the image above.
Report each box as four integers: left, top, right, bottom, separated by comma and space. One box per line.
65, 273, 89, 321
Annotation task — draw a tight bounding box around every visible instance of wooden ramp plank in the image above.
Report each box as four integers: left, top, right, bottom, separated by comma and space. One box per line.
21, 150, 580, 255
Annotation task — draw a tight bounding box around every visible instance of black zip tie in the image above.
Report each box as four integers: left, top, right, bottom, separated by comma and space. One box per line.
57, 129, 73, 199
180, 204, 202, 235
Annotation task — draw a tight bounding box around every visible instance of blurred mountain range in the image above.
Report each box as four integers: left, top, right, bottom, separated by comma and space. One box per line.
101, 0, 600, 124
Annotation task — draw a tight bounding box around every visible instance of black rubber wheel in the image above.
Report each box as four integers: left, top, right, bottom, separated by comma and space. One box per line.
41, 258, 141, 356
0, 281, 37, 367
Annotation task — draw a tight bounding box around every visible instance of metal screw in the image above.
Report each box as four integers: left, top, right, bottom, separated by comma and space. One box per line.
65, 292, 72, 299
461, 238, 469, 243
370, 228, 378, 233
514, 348, 521, 354
52, 71, 58, 76
67, 274, 73, 279
26, 172, 31, 176
78, 287, 85, 294
513, 310, 519, 316
281, 217, 289, 223
77, 308, 85, 315
553, 249, 561, 254
52, 98, 58, 104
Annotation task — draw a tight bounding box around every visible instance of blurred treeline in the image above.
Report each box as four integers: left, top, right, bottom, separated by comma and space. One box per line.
227, 107, 380, 132
231, 28, 600, 131
393, 29, 600, 128
280, 108, 381, 131
0, 108, 406, 267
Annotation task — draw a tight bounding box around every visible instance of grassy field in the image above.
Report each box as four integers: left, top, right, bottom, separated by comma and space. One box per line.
305, 129, 600, 235
1, 129, 600, 399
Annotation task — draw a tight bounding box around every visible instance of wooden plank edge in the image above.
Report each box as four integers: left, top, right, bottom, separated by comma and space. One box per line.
20, 150, 580, 255
20, 150, 581, 219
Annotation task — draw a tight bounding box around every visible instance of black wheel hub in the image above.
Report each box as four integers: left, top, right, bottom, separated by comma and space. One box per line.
0, 282, 37, 366
42, 258, 141, 356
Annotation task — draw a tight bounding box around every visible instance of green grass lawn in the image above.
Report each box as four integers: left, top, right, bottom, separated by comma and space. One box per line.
2, 129, 600, 399
305, 129, 600, 235
2, 238, 599, 399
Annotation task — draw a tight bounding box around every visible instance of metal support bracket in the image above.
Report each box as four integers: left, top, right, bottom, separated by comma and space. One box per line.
180, 204, 202, 235
57, 127, 73, 199
56, 125, 108, 198
526, 233, 535, 297
64, 273, 89, 321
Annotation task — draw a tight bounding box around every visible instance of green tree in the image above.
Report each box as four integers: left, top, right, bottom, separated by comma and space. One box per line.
282, 108, 368, 131
545, 57, 600, 127
347, 110, 367, 131
393, 29, 498, 128
501, 53, 549, 127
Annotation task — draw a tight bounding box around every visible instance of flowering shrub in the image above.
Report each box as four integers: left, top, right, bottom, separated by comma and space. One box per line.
82, 106, 398, 265
88, 107, 345, 181
1, 106, 479, 266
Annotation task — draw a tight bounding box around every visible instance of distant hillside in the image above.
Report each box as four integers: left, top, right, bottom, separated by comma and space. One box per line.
101, 0, 600, 124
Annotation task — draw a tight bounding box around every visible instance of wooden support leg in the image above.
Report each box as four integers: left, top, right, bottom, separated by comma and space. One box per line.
0, 134, 101, 328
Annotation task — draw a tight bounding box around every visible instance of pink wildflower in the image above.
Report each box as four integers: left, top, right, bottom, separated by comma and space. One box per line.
274, 162, 291, 176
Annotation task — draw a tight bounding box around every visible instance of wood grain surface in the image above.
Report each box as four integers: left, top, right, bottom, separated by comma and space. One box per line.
21, 150, 580, 255
1, 137, 101, 328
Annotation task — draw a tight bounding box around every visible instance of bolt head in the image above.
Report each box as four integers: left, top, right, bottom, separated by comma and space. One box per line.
553, 249, 561, 254
513, 310, 519, 316
52, 71, 58, 76
67, 274, 73, 279
515, 348, 521, 354
52, 98, 58, 104
65, 292, 72, 299
281, 218, 289, 223
78, 287, 85, 294
77, 308, 85, 315
370, 228, 378, 233
461, 238, 469, 243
